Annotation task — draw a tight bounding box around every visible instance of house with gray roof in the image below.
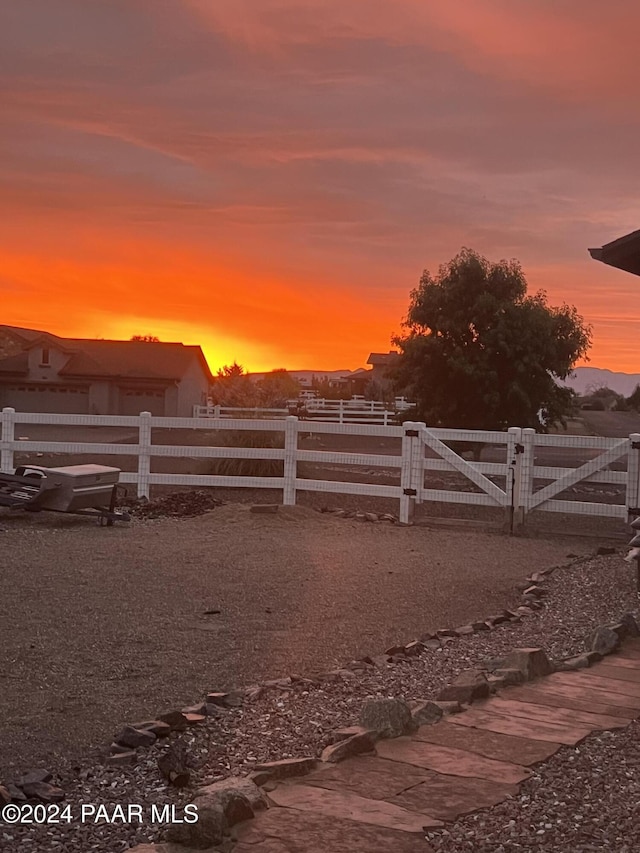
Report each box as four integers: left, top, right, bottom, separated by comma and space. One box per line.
0, 325, 213, 416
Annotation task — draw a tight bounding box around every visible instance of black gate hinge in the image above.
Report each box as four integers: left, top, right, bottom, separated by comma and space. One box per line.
632, 441, 640, 450
404, 429, 419, 437
514, 443, 524, 454
403, 488, 417, 496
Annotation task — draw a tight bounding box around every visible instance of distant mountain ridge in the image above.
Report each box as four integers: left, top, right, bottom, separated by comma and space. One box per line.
561, 367, 640, 396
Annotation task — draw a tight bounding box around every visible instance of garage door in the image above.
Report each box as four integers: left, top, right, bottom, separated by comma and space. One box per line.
0, 384, 90, 413
118, 388, 166, 416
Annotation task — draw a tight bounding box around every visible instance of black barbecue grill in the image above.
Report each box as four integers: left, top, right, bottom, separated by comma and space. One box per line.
0, 464, 131, 525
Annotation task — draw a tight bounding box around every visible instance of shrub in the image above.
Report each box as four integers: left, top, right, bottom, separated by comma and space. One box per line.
208, 429, 284, 478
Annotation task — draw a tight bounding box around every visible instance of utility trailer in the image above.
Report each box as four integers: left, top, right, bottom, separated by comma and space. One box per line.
0, 464, 130, 525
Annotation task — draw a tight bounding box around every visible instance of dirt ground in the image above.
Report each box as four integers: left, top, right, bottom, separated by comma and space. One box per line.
0, 503, 591, 780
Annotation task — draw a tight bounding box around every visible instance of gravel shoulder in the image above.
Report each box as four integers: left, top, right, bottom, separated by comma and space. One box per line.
2, 502, 584, 780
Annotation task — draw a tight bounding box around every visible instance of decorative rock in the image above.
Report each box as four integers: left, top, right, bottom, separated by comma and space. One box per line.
501, 648, 554, 681
370, 654, 392, 669
436, 628, 458, 638
523, 585, 545, 597
608, 622, 629, 642
106, 752, 137, 767
6, 784, 27, 802
486, 674, 507, 690
182, 702, 208, 716
434, 700, 463, 715
487, 613, 510, 626
184, 713, 206, 725
360, 698, 417, 738
16, 769, 52, 787
437, 670, 491, 704
364, 512, 379, 522
455, 625, 475, 636
158, 742, 191, 788
157, 710, 189, 731
321, 730, 376, 762
252, 757, 317, 782
620, 612, 640, 637
528, 572, 547, 583
196, 777, 267, 814
589, 625, 620, 655
167, 799, 226, 848
116, 726, 157, 749
516, 606, 535, 616
0, 785, 11, 806
422, 639, 441, 651
110, 742, 133, 755
559, 654, 591, 670
585, 650, 603, 664
20, 782, 65, 802
482, 657, 506, 671
472, 620, 491, 631
250, 504, 279, 513
384, 645, 405, 657
596, 546, 616, 555
207, 691, 243, 708
410, 700, 443, 726
131, 720, 172, 738
494, 668, 526, 685
404, 640, 425, 656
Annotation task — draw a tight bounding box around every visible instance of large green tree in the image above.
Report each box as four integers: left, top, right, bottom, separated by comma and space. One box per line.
392, 248, 592, 431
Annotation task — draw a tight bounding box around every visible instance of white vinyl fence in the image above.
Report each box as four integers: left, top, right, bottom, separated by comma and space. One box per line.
193, 398, 415, 425
1, 407, 638, 529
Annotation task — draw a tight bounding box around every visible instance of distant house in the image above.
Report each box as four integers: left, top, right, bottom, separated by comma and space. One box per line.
0, 325, 213, 416
366, 351, 399, 388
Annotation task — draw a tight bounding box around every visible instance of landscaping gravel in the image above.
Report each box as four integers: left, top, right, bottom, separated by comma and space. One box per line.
2, 520, 638, 852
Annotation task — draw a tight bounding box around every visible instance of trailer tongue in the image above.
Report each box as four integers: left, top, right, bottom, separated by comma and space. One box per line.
0, 464, 130, 525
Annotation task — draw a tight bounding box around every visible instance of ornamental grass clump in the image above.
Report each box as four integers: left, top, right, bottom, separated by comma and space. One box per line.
209, 429, 284, 477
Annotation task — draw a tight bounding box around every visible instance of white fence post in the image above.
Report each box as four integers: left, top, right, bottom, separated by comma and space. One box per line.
137, 411, 152, 498
283, 415, 298, 506
1, 407, 16, 473
506, 426, 523, 531
519, 427, 536, 523
411, 422, 425, 505
399, 421, 419, 524
626, 433, 640, 522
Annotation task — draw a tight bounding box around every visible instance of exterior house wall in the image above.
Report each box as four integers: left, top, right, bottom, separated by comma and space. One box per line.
25, 345, 70, 383
176, 357, 210, 417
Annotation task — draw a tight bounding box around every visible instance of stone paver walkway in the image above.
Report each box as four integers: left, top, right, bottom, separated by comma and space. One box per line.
233, 639, 640, 852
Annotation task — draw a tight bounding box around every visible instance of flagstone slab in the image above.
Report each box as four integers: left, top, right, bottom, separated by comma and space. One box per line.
302, 755, 518, 821
234, 808, 434, 852
602, 651, 640, 668
392, 774, 519, 821
305, 756, 433, 799
522, 679, 640, 711
593, 663, 640, 683
500, 685, 636, 720
446, 708, 592, 745
375, 737, 531, 784
478, 695, 629, 729
547, 670, 640, 699
417, 720, 560, 765
267, 783, 443, 833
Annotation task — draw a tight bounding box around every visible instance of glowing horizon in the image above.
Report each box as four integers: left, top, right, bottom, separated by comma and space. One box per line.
2, 1, 640, 375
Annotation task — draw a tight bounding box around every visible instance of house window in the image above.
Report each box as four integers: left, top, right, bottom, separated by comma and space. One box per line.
40, 347, 50, 366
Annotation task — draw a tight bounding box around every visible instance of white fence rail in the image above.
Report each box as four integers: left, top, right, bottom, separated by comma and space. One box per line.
193, 398, 415, 425
1, 408, 638, 529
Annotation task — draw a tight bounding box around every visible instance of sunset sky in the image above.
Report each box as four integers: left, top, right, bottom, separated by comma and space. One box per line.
2, 0, 640, 374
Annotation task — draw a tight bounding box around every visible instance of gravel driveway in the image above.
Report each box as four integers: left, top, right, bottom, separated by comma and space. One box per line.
0, 503, 584, 780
